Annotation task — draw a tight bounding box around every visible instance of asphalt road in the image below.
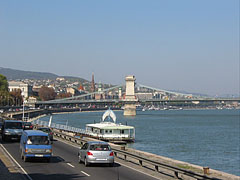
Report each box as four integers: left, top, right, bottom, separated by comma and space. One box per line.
1, 138, 158, 180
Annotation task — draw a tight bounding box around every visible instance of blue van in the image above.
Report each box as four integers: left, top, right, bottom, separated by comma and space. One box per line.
20, 130, 52, 162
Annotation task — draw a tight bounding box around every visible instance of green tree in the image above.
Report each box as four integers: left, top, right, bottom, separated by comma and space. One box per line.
0, 74, 8, 91
0, 74, 10, 106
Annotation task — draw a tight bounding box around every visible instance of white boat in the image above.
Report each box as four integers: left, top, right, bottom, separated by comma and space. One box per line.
86, 109, 135, 142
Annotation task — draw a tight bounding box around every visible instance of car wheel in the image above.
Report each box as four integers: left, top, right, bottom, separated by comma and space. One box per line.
84, 158, 89, 167
109, 162, 114, 167
46, 158, 51, 163
2, 135, 6, 141
78, 155, 82, 164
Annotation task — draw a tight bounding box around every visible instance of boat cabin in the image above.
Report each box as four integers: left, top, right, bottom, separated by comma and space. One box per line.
86, 110, 135, 142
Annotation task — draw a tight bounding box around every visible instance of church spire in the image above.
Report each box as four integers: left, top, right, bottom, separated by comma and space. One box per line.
91, 73, 95, 92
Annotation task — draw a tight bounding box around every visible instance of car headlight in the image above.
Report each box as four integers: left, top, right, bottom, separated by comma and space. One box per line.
25, 149, 32, 153
46, 149, 52, 153
4, 130, 10, 135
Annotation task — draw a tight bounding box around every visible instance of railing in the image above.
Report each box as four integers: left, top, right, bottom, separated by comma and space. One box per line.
50, 129, 223, 180
32, 120, 237, 180
33, 120, 88, 134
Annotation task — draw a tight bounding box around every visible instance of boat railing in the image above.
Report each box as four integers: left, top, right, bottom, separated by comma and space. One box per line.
33, 119, 88, 135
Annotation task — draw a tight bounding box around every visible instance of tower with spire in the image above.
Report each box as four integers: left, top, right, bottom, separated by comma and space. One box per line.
91, 73, 95, 92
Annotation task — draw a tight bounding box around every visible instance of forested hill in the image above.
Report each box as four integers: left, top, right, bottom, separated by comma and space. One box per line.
0, 67, 88, 82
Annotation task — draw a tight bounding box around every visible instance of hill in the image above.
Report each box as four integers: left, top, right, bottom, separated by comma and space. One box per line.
0, 67, 88, 82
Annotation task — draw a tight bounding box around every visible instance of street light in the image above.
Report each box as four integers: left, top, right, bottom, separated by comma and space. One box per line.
22, 100, 27, 121
21, 90, 26, 121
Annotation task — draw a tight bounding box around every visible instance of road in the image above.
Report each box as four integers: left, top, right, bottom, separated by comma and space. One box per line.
1, 138, 158, 180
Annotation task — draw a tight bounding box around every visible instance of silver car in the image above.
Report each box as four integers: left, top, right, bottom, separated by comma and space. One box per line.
78, 141, 114, 167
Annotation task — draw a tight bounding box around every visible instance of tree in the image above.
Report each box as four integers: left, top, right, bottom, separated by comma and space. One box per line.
39, 86, 56, 101
56, 92, 72, 99
0, 74, 8, 91
0, 74, 10, 106
9, 89, 23, 106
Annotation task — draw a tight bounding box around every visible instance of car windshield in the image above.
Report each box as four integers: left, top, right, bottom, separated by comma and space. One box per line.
27, 135, 49, 145
90, 144, 111, 151
39, 128, 50, 133
5, 122, 22, 129
24, 122, 32, 126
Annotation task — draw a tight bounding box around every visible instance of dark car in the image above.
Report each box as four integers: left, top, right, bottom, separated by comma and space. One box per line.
37, 127, 53, 141
2, 120, 23, 141
0, 122, 2, 134
23, 122, 33, 130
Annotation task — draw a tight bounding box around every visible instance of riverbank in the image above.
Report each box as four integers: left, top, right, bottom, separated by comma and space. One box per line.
38, 109, 240, 176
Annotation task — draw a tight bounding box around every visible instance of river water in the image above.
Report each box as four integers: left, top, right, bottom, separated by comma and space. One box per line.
40, 109, 239, 176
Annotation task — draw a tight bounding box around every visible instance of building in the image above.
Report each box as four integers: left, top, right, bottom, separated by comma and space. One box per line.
66, 87, 76, 96
56, 77, 65, 81
8, 81, 32, 100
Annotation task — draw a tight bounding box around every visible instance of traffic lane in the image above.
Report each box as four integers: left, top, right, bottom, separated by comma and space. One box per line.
53, 139, 158, 180
1, 140, 87, 180
2, 138, 158, 180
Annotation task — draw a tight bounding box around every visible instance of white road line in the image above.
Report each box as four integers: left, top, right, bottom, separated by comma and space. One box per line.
56, 137, 80, 148
81, 171, 90, 177
67, 163, 75, 168
0, 144, 33, 180
56, 137, 159, 179
116, 161, 161, 180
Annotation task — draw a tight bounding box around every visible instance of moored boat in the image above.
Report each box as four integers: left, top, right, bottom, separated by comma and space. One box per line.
86, 109, 135, 142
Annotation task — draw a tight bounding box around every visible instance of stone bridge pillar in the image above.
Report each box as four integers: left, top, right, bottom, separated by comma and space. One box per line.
124, 75, 137, 116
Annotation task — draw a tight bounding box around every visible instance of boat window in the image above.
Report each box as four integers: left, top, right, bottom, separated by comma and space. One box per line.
90, 144, 111, 151
105, 130, 108, 133
121, 130, 124, 134
109, 130, 112, 133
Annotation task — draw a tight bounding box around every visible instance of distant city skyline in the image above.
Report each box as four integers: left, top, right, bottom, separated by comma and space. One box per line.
0, 0, 239, 96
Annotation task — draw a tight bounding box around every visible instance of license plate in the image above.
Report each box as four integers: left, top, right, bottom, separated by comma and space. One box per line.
97, 159, 107, 161
35, 154, 43, 157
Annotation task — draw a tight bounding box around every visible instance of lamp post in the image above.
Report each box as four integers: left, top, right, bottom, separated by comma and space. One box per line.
22, 90, 26, 121
22, 100, 25, 121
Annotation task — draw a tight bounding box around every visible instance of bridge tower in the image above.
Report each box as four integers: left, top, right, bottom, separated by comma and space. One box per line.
124, 75, 137, 116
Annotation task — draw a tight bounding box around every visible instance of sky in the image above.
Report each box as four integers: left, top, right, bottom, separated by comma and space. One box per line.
0, 0, 239, 96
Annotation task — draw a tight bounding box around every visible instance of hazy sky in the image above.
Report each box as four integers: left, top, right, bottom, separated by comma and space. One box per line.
0, 0, 239, 96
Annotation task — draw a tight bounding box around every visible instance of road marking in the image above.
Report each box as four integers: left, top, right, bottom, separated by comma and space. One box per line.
81, 171, 90, 177
0, 144, 33, 180
56, 137, 159, 179
67, 163, 75, 168
116, 161, 160, 180
56, 137, 80, 148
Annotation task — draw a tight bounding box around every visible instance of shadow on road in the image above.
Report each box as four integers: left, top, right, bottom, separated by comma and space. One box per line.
29, 173, 85, 180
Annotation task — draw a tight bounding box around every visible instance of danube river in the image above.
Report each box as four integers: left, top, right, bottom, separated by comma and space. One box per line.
40, 109, 239, 176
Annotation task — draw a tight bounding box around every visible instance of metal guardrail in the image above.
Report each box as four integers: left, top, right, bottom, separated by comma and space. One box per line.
111, 148, 216, 180
50, 128, 219, 180
33, 120, 88, 134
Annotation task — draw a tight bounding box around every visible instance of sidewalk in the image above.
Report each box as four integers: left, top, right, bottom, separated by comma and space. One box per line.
0, 143, 27, 180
